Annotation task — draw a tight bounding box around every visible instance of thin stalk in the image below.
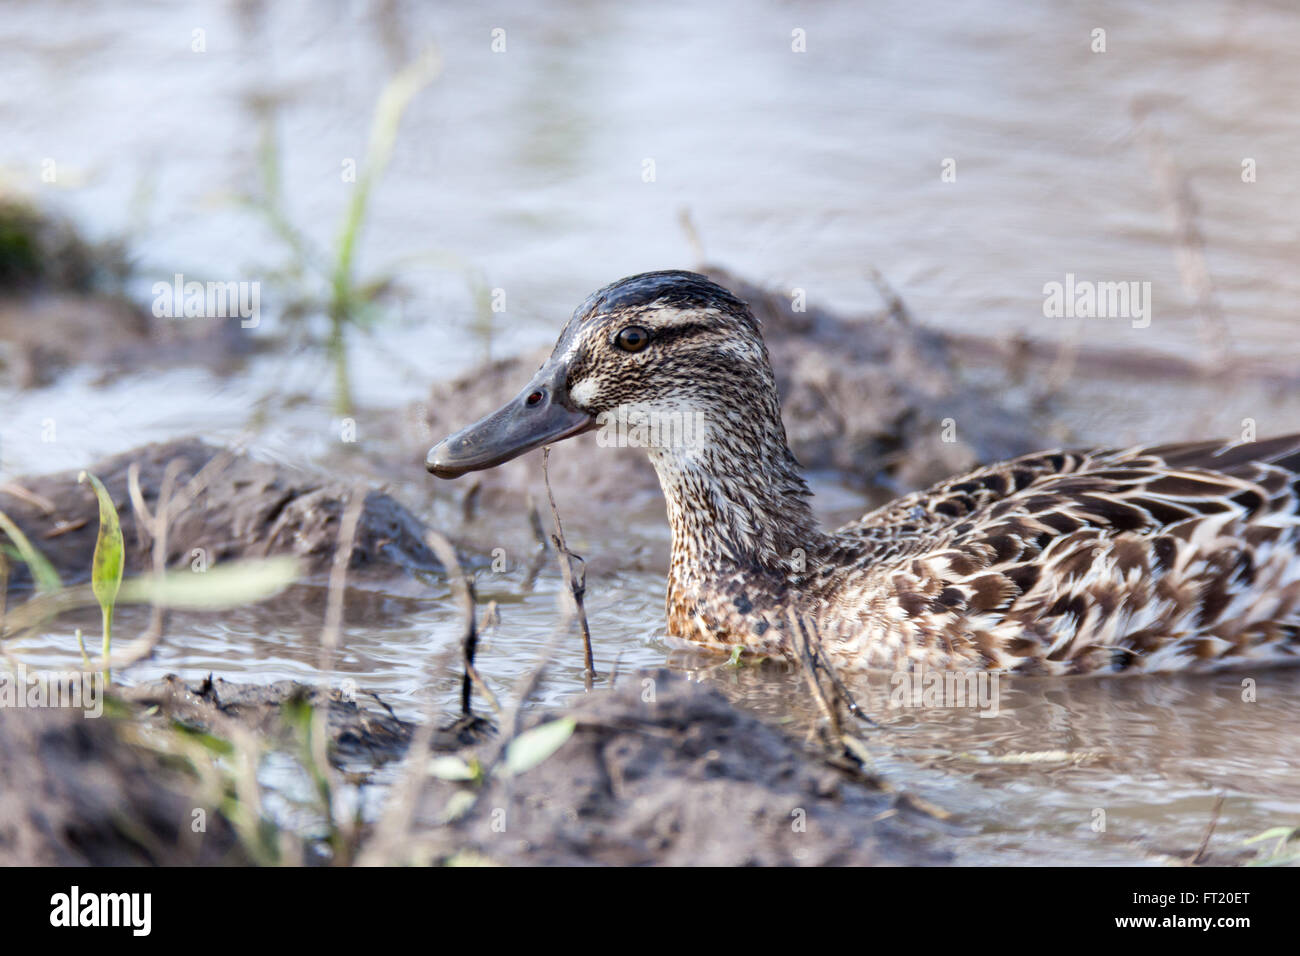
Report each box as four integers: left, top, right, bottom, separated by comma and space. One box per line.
328, 308, 353, 416
101, 605, 112, 684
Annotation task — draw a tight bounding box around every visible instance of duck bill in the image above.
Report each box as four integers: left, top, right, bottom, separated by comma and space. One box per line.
425, 360, 595, 478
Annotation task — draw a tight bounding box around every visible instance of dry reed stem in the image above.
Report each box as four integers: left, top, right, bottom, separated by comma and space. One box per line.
541, 448, 597, 689
1132, 104, 1233, 368
1190, 793, 1226, 865
785, 608, 875, 750
425, 529, 500, 717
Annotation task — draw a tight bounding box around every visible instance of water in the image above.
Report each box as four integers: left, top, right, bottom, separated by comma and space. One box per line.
3, 0, 1300, 864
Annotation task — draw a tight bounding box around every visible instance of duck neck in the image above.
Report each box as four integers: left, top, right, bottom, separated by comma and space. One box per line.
644, 401, 826, 583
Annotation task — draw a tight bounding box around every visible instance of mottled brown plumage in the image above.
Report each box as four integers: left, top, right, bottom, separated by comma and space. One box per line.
430, 272, 1300, 675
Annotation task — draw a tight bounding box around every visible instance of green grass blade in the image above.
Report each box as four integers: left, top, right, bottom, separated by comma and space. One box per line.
78, 471, 124, 609
0, 509, 63, 593
118, 556, 303, 609
1, 557, 305, 636
78, 471, 124, 681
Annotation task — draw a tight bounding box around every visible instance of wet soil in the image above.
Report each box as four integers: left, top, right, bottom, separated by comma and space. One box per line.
0, 702, 251, 865
0, 198, 256, 388
415, 669, 950, 866
0, 670, 948, 865
121, 674, 420, 763
0, 437, 458, 590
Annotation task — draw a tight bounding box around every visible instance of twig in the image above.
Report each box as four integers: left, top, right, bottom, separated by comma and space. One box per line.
460, 629, 564, 825
525, 494, 549, 551
126, 463, 154, 551
864, 265, 913, 327
677, 206, 706, 263
1190, 793, 1226, 865
359, 528, 492, 866
318, 488, 366, 674
787, 609, 843, 742
144, 458, 186, 662
306, 485, 368, 864
0, 483, 56, 514
1132, 104, 1233, 368
518, 494, 551, 593
370, 629, 564, 866
785, 608, 876, 746
541, 448, 597, 689
425, 529, 500, 717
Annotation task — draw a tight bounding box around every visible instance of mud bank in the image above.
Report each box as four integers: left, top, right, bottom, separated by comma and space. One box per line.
121, 674, 420, 763
0, 197, 255, 388
420, 266, 1048, 508
414, 669, 950, 866
0, 437, 454, 589
0, 670, 947, 865
0, 703, 250, 865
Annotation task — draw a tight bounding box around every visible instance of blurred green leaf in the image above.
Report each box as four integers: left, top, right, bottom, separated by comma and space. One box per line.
1243, 825, 1300, 865
78, 471, 124, 608
79, 471, 123, 681
174, 723, 237, 757
439, 789, 477, 823
500, 717, 575, 777
0, 509, 63, 593
427, 755, 476, 781
1243, 826, 1299, 844
1, 557, 304, 637
119, 556, 303, 609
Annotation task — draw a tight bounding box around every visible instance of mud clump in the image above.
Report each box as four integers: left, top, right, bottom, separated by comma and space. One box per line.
0, 195, 128, 294
0, 437, 452, 590
418, 669, 949, 865
0, 197, 256, 388
0, 293, 256, 388
121, 674, 421, 764
0, 675, 422, 865
0, 704, 250, 865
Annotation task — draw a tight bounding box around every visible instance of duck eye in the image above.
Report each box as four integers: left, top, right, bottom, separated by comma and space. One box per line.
614, 326, 650, 353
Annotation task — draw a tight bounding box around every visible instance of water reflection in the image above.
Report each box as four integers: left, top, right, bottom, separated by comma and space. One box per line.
681, 659, 1300, 863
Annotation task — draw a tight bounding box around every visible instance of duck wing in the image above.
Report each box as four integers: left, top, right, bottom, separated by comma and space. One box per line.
829, 434, 1300, 673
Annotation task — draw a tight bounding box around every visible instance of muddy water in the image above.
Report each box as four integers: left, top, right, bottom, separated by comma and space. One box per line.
4, 0, 1300, 864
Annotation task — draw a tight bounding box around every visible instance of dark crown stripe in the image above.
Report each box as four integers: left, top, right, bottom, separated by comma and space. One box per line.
643, 321, 714, 347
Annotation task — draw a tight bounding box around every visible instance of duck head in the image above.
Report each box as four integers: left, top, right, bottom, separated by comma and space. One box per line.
426, 270, 822, 570
427, 270, 779, 477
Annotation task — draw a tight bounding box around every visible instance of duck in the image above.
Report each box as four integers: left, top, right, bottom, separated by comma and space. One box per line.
427, 271, 1300, 676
